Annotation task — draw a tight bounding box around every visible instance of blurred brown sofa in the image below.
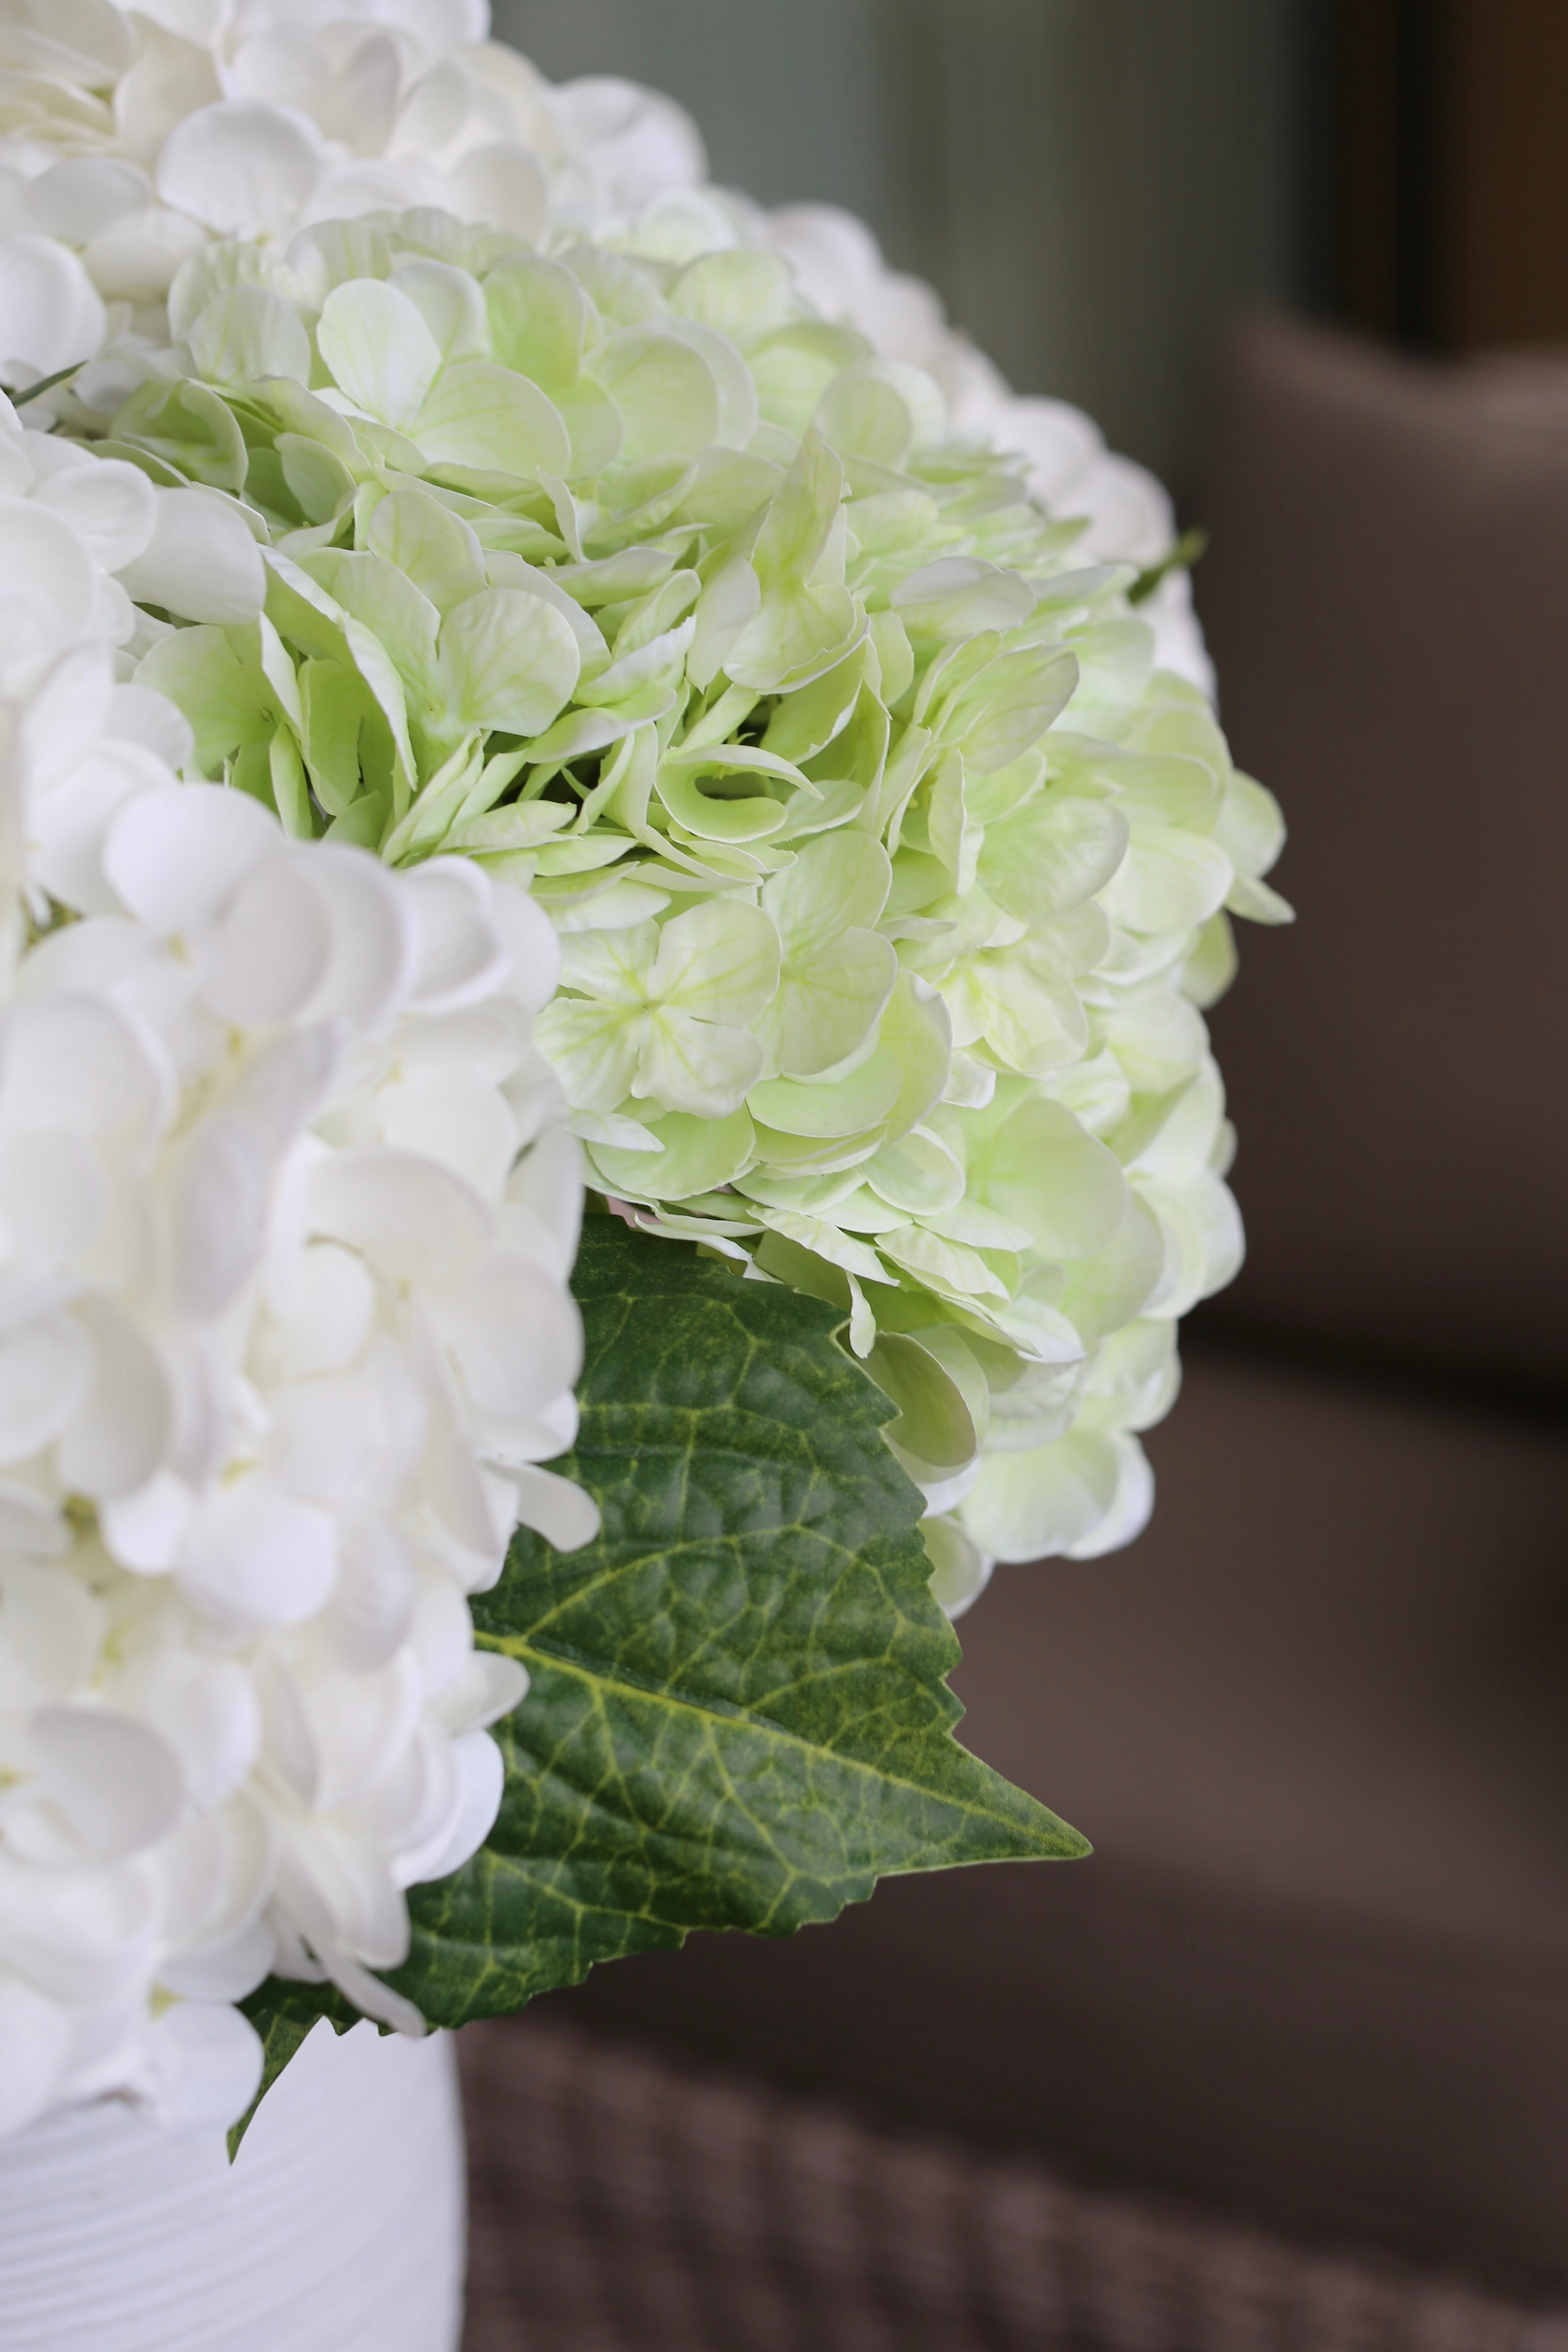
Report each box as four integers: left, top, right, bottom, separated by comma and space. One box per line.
462, 316, 1568, 2329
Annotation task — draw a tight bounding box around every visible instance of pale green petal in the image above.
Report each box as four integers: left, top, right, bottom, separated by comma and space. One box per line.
864, 1126, 965, 1217
748, 1053, 903, 1141
366, 486, 487, 614
277, 433, 356, 526
966, 1091, 1126, 1261
961, 1428, 1128, 1563
388, 258, 490, 366
942, 646, 1080, 774
667, 319, 757, 449
878, 1225, 1008, 1302
948, 953, 1086, 1079
636, 1009, 762, 1118
1099, 822, 1234, 934
723, 580, 864, 694
815, 365, 917, 467
589, 1108, 756, 1202
317, 279, 442, 430
308, 549, 440, 702
585, 323, 719, 463
922, 1517, 992, 1619
669, 248, 797, 344
866, 1331, 978, 1476
892, 557, 1034, 641
437, 589, 581, 736
187, 284, 311, 389
484, 255, 590, 385
299, 657, 380, 818
1051, 1192, 1166, 1343
1097, 988, 1208, 1096
558, 922, 658, 1010
756, 1212, 887, 1286
759, 929, 896, 1078
753, 428, 843, 585
414, 362, 572, 479
760, 646, 867, 763
136, 623, 273, 770
650, 898, 780, 1022
1181, 911, 1238, 1009
532, 998, 643, 1114
979, 793, 1129, 921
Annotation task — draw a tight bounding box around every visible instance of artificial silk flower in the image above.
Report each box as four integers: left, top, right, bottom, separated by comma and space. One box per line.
93, 203, 1287, 1595
0, 2, 1208, 689
0, 710, 593, 2140
0, 0, 703, 387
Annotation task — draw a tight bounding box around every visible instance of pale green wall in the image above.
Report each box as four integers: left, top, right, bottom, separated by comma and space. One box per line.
494, 0, 1323, 485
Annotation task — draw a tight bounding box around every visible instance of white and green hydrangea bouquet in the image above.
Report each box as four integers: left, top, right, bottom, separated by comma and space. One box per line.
0, 0, 1288, 2151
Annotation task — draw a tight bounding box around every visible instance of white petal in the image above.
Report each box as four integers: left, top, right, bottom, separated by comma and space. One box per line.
156, 100, 323, 239
307, 1146, 491, 1285
103, 781, 279, 934
141, 2000, 263, 2137
434, 1247, 582, 1422
445, 142, 548, 241
490, 873, 560, 1013
30, 741, 171, 917
29, 454, 157, 573
255, 1240, 375, 1382
56, 1302, 171, 1501
104, 680, 194, 770
0, 497, 100, 683
25, 159, 152, 245
295, 842, 416, 1028
400, 858, 508, 1012
376, 1065, 517, 1197
503, 1461, 600, 1554
0, 1561, 101, 1706
0, 235, 105, 374
17, 639, 114, 793
99, 1468, 196, 1573
179, 1474, 338, 1628
113, 1652, 259, 1809
30, 1704, 185, 1859
116, 487, 266, 624
395, 1727, 501, 1889
0, 1315, 93, 1464
199, 853, 332, 1025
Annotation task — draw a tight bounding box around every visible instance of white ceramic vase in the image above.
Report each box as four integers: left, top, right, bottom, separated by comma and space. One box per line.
0, 2019, 466, 2352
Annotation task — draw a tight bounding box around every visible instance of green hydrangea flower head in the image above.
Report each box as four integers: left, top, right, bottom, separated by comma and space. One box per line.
112, 199, 1290, 1609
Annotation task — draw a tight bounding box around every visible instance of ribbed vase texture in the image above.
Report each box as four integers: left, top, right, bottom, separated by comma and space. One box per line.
0, 2022, 464, 2352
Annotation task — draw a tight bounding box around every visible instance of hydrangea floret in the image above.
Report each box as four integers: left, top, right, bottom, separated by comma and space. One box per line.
103, 204, 1289, 1612
0, 373, 592, 2140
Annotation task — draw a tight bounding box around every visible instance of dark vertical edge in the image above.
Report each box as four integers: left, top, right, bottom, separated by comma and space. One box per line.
1394, 0, 1455, 347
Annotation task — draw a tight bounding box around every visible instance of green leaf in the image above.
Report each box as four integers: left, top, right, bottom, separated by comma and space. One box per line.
229, 1981, 361, 2160
239, 1217, 1083, 2104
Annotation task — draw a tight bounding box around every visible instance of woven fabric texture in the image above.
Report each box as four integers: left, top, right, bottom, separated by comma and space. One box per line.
459, 2015, 1568, 2352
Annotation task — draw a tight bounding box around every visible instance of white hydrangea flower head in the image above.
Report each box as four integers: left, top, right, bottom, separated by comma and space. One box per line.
0, 684, 593, 2139
93, 203, 1287, 1612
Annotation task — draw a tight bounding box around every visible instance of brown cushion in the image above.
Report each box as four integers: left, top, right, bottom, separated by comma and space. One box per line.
554, 1343, 1568, 2287
1195, 315, 1568, 1385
